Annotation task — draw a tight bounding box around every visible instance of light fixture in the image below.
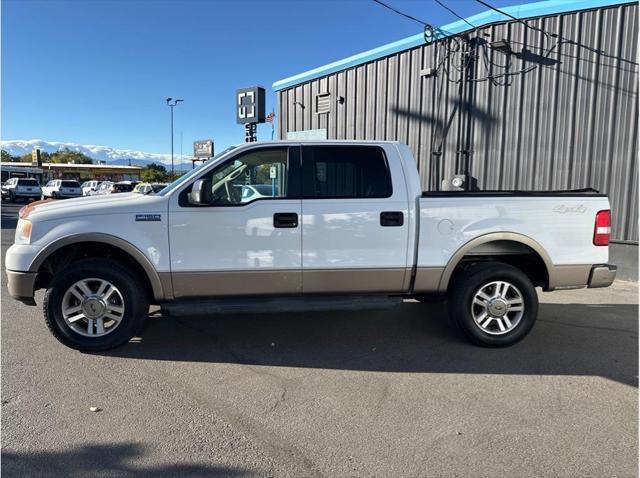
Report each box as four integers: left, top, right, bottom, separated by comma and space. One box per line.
451, 176, 465, 188
490, 39, 512, 54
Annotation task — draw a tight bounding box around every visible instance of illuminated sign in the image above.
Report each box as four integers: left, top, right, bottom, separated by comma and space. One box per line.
236, 86, 265, 124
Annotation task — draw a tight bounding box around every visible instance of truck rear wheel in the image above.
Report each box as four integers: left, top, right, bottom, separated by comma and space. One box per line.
43, 258, 149, 351
448, 262, 538, 347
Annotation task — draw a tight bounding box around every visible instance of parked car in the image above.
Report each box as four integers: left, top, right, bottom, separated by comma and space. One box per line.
1, 178, 42, 202
90, 181, 112, 196
81, 180, 99, 196
5, 141, 616, 351
150, 183, 168, 194
41, 180, 82, 199
133, 183, 169, 195
92, 181, 138, 196
112, 181, 139, 193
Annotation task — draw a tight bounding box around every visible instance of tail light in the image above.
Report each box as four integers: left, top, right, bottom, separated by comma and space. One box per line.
593, 210, 611, 246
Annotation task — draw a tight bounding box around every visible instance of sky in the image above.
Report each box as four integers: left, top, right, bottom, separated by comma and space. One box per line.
2, 0, 515, 156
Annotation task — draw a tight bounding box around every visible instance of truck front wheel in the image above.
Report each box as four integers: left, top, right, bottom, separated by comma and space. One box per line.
448, 262, 538, 347
43, 258, 149, 351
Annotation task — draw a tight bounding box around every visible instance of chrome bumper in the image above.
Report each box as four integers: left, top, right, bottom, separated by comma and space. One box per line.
6, 270, 37, 305
587, 264, 617, 288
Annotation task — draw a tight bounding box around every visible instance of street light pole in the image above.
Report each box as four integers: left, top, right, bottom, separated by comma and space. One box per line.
166, 98, 183, 175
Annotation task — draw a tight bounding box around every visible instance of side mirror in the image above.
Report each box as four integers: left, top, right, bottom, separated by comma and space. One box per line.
188, 179, 212, 205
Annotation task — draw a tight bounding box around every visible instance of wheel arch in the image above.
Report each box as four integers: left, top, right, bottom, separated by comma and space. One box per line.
439, 232, 555, 293
29, 233, 167, 301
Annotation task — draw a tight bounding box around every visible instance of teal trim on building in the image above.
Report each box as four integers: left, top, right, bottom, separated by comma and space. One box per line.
273, 0, 633, 91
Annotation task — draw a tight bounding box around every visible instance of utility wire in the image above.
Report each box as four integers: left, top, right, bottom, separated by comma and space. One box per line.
432, 0, 477, 30
473, 0, 554, 40
371, 0, 429, 26
370, 0, 450, 43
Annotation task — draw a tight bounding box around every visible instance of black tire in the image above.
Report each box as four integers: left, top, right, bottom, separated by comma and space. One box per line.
43, 258, 149, 351
51, 192, 57, 199
8, 191, 15, 203
448, 262, 538, 347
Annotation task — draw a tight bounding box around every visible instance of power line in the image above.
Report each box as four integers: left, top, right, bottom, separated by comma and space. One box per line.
370, 0, 429, 26
432, 0, 477, 30
370, 0, 448, 44
473, 0, 554, 40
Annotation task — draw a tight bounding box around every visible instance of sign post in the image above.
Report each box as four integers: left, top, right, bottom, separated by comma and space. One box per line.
236, 86, 265, 143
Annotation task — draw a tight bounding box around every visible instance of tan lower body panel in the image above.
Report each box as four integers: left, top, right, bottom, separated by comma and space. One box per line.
415, 263, 592, 293
549, 264, 592, 289
302, 268, 407, 294
412, 267, 445, 293
171, 270, 301, 299
168, 268, 408, 298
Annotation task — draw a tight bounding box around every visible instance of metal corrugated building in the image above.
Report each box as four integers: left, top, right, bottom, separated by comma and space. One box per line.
273, 0, 638, 279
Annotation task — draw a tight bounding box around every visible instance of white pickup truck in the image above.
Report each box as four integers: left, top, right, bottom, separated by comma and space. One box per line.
5, 141, 616, 351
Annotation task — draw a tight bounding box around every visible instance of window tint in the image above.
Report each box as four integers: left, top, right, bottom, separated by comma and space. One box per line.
303, 146, 392, 199
17, 179, 39, 186
61, 181, 80, 188
183, 147, 290, 206
113, 183, 134, 192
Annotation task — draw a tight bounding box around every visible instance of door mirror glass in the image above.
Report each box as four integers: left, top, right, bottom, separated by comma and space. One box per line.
188, 179, 213, 205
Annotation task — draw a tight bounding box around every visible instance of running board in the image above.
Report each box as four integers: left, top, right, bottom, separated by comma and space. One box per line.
161, 295, 403, 317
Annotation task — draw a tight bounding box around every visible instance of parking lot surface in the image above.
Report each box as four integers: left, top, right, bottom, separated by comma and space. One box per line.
1, 202, 638, 477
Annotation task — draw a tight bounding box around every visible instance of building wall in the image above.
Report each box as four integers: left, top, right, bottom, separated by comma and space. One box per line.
277, 3, 638, 246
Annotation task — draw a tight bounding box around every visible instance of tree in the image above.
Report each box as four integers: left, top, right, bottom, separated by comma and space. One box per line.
1, 150, 17, 162
49, 148, 92, 164
141, 163, 171, 183
18, 149, 88, 164
17, 151, 52, 163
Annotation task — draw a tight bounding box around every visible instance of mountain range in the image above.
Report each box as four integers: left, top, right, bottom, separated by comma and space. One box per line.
1, 139, 193, 171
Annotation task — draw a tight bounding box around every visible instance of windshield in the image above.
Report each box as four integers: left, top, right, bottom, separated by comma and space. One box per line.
155, 145, 238, 197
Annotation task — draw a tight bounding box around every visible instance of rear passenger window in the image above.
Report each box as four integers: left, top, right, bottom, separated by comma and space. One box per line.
303, 146, 392, 199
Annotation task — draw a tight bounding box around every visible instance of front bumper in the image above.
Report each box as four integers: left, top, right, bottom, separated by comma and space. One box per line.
587, 264, 617, 288
6, 270, 37, 305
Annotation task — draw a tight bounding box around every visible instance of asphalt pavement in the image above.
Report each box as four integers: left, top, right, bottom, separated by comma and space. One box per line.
1, 201, 638, 477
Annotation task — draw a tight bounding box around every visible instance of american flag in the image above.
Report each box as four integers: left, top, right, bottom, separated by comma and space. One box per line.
265, 112, 275, 123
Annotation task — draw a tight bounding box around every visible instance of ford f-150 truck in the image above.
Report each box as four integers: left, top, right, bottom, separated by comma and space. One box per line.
5, 141, 616, 351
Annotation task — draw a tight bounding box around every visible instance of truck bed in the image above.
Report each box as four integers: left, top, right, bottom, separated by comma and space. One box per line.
414, 192, 610, 292
421, 188, 605, 197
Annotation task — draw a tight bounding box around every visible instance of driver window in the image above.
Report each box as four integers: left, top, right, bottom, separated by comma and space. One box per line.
197, 148, 289, 206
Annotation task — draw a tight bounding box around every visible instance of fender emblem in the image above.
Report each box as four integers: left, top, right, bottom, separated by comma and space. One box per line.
136, 214, 162, 222
552, 205, 587, 214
